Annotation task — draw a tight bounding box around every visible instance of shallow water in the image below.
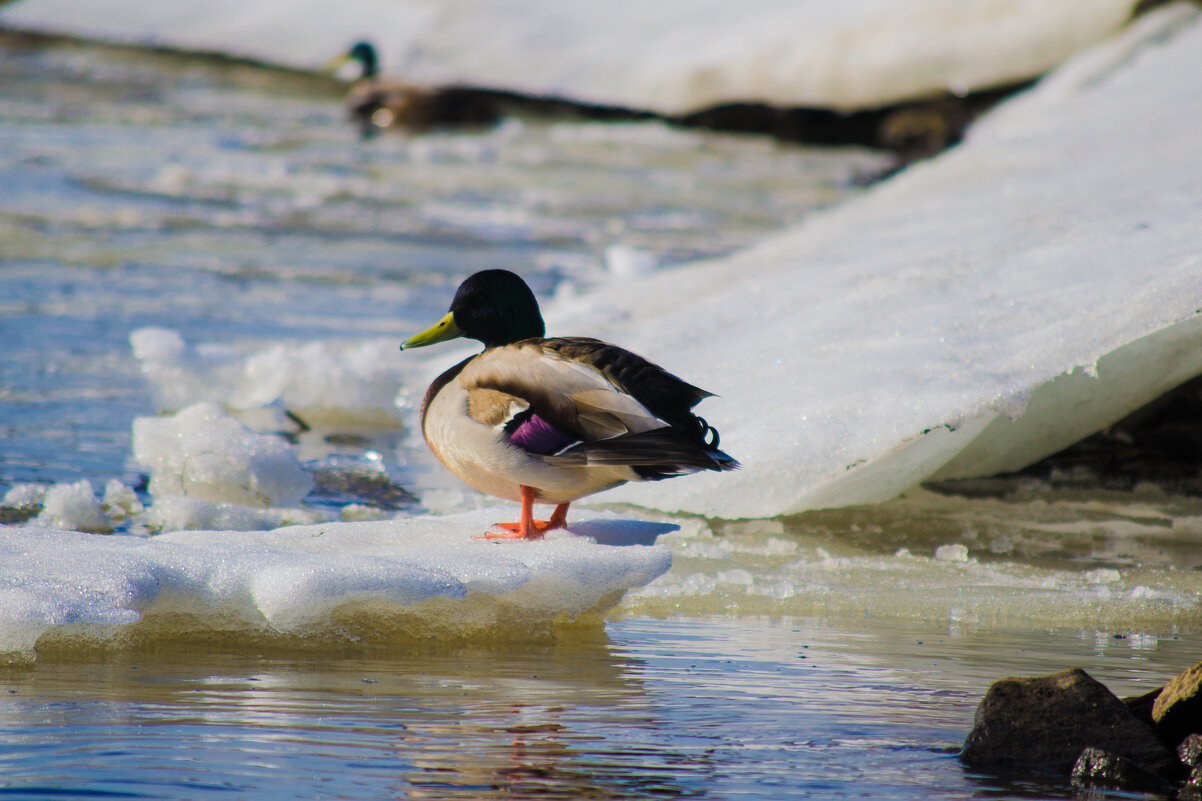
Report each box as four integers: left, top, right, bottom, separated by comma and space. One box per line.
2, 616, 1194, 801
1, 30, 1199, 801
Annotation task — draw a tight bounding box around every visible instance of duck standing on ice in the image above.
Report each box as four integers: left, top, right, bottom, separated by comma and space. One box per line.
401, 269, 737, 539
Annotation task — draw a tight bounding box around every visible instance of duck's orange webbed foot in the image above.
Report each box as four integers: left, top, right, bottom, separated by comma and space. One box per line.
475, 489, 569, 541
481, 518, 560, 540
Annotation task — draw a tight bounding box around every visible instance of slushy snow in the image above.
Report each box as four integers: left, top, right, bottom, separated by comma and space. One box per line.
0, 0, 1141, 112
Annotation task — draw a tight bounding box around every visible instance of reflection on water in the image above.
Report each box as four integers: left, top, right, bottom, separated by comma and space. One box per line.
1, 616, 1191, 800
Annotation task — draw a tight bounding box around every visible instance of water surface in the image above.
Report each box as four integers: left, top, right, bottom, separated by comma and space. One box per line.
2, 616, 1193, 801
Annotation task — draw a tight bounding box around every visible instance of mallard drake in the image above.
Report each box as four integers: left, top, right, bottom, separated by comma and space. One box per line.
328, 41, 501, 138
401, 269, 737, 539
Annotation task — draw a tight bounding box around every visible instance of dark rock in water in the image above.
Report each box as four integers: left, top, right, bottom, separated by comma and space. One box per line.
1184, 765, 1202, 799
0, 504, 39, 524
1123, 686, 1162, 728
960, 668, 1174, 777
1070, 747, 1175, 794
1153, 662, 1202, 747
1180, 734, 1202, 768
308, 465, 417, 510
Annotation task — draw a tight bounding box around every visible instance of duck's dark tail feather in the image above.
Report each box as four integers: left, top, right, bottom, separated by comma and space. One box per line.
539, 427, 738, 480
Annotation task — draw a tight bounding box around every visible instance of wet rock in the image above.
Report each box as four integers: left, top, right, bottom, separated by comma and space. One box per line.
1179, 734, 1202, 768
1123, 686, 1162, 728
1152, 662, 1202, 747
960, 668, 1173, 776
1184, 766, 1202, 798
308, 465, 417, 510
0, 504, 40, 525
1070, 747, 1175, 794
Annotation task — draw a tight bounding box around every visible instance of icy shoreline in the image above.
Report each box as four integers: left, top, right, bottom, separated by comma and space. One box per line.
0, 0, 1142, 113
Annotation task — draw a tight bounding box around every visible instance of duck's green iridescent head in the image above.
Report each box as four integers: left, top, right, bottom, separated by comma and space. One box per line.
347, 41, 378, 79
401, 269, 546, 350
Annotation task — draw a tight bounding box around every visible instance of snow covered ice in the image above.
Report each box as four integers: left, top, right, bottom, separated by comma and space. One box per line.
0, 512, 674, 661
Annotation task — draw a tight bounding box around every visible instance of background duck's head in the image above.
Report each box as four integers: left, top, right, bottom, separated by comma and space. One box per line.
402, 269, 545, 350
327, 41, 378, 81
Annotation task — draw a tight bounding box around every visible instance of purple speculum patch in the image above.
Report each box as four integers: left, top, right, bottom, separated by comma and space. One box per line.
508, 413, 576, 454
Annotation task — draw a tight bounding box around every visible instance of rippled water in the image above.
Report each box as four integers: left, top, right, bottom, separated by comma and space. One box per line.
3, 617, 1195, 801
2, 30, 1199, 801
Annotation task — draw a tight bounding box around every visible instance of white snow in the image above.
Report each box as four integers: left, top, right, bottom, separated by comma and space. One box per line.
535, 5, 1202, 519
132, 402, 315, 509
35, 479, 112, 534
0, 0, 1140, 113
143, 496, 324, 533
0, 512, 674, 660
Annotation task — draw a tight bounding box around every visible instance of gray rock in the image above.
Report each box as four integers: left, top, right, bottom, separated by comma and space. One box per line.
1152, 661, 1202, 747
1070, 747, 1174, 794
960, 668, 1174, 776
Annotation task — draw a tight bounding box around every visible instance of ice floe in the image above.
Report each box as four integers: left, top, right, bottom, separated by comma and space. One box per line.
0, 0, 1141, 112
543, 5, 1202, 518
0, 512, 674, 661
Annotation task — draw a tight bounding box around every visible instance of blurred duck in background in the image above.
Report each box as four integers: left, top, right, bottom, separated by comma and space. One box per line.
327, 41, 502, 137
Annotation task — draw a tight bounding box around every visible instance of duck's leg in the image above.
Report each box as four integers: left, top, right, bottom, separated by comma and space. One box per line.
482, 486, 570, 540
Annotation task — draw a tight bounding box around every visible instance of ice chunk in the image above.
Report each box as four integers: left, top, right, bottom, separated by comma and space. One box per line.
3, 483, 47, 511
934, 544, 970, 563
0, 511, 673, 660
35, 480, 112, 534
132, 402, 315, 508
130, 328, 404, 424
231, 339, 405, 424
129, 327, 243, 412
0, 0, 1140, 113
102, 479, 143, 523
